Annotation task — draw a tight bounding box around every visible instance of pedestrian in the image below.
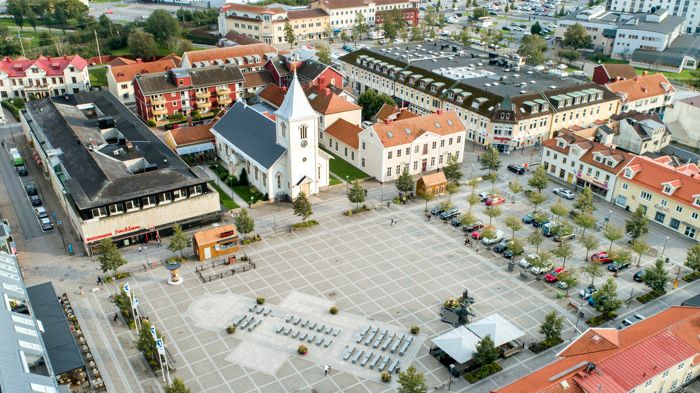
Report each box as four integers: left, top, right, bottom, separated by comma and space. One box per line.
427, 215, 431, 221
475, 246, 480, 253
390, 218, 394, 226
394, 218, 398, 225
328, 365, 332, 375
97, 276, 103, 286
138, 246, 142, 254
157, 238, 161, 247
113, 313, 118, 323
464, 237, 469, 246
323, 365, 329, 376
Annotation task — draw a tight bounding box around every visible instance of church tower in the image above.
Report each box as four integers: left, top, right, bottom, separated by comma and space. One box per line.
275, 70, 320, 198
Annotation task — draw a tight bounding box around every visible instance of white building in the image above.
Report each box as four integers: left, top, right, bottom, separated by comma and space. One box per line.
605, 72, 675, 115
310, 0, 418, 34
664, 94, 700, 148
607, 0, 700, 33
0, 55, 89, 99
606, 110, 671, 154
211, 72, 331, 200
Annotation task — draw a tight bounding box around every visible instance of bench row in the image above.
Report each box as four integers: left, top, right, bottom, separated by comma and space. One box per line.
356, 327, 414, 355
342, 347, 400, 373
284, 316, 339, 336
234, 315, 262, 331
275, 325, 333, 347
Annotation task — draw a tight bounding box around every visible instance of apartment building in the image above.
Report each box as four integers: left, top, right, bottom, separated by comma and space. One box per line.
340, 41, 620, 153
607, 0, 700, 33
310, 0, 418, 34
323, 110, 467, 182
494, 306, 700, 393
134, 66, 244, 125
607, 110, 671, 154
21, 91, 221, 254
605, 71, 675, 114
106, 59, 177, 103
541, 130, 633, 201
613, 155, 700, 239
0, 55, 89, 99
180, 43, 281, 71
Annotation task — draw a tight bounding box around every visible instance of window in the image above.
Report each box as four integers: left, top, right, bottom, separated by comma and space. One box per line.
662, 370, 670, 378
661, 199, 668, 207
362, 142, 366, 150
692, 212, 698, 220
457, 136, 461, 143
91, 207, 107, 218
386, 167, 392, 177
655, 211, 666, 223
157, 192, 172, 204
406, 147, 410, 155
448, 137, 453, 145
22, 351, 50, 377
397, 149, 401, 157
440, 140, 445, 147
622, 183, 628, 190
172, 189, 186, 201
640, 191, 653, 201
432, 141, 437, 149
281, 122, 286, 138
125, 200, 140, 211
414, 146, 419, 153
388, 151, 393, 159
663, 185, 673, 194
670, 218, 680, 229
108, 203, 123, 215
413, 161, 418, 170
299, 124, 308, 140
361, 158, 365, 167
141, 195, 156, 207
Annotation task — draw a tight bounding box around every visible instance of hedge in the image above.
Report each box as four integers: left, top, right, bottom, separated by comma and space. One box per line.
464, 363, 503, 383
2, 98, 25, 120
683, 271, 700, 282
586, 312, 617, 327
529, 337, 563, 354
636, 290, 665, 304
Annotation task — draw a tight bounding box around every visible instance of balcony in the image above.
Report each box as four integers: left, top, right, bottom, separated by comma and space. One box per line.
150, 96, 166, 105
216, 87, 231, 95
195, 90, 211, 99
218, 95, 232, 105
196, 100, 212, 109
152, 107, 168, 116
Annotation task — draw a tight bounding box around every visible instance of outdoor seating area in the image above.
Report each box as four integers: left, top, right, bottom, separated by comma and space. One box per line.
340, 325, 417, 374
232, 303, 273, 332
275, 314, 340, 347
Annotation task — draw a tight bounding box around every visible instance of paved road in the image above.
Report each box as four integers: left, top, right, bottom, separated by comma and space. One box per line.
89, 2, 190, 23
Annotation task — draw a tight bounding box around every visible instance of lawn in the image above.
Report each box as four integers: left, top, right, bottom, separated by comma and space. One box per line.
329, 176, 342, 186
233, 185, 263, 204
209, 182, 239, 210
108, 45, 178, 57
89, 67, 108, 88
321, 147, 371, 181
634, 67, 695, 82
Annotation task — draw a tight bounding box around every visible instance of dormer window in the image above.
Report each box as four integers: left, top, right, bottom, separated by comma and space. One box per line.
430, 85, 437, 93
557, 140, 565, 148
624, 168, 634, 179
420, 81, 426, 89
457, 96, 464, 103
448, 92, 454, 99
663, 185, 673, 195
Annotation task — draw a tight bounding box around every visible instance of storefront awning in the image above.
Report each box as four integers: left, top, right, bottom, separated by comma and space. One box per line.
176, 142, 215, 156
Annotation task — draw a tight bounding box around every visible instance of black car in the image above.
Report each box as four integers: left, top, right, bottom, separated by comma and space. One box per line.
502, 26, 511, 31
29, 195, 42, 207
450, 216, 462, 227
24, 183, 38, 196
522, 212, 535, 224
608, 261, 630, 272
15, 165, 28, 176
430, 205, 444, 216
439, 208, 461, 220
493, 239, 510, 253
507, 164, 526, 175
633, 270, 646, 282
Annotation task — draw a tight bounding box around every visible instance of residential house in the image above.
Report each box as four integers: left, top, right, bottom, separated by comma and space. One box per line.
605, 71, 675, 115
613, 155, 700, 238
134, 66, 244, 125
0, 55, 89, 99
107, 59, 177, 103
591, 63, 639, 85
606, 110, 671, 154
416, 172, 447, 196
180, 43, 281, 71
663, 95, 700, 148
493, 306, 700, 393
163, 123, 217, 158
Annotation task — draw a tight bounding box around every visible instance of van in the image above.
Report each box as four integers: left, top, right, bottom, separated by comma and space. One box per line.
9, 148, 23, 166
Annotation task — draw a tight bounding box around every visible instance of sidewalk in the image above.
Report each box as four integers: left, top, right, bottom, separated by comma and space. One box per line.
199, 165, 248, 207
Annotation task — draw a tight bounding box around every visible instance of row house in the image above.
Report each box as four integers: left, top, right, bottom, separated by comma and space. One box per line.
0, 55, 89, 99
541, 131, 633, 201
323, 110, 467, 182
605, 71, 675, 115
134, 65, 244, 125
180, 43, 281, 72
613, 155, 700, 239
310, 0, 418, 34
605, 110, 671, 154
265, 57, 345, 90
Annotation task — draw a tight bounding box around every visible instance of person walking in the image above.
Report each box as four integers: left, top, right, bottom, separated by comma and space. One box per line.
475, 245, 480, 253
464, 237, 469, 246
97, 276, 103, 286
113, 313, 118, 323
323, 365, 329, 376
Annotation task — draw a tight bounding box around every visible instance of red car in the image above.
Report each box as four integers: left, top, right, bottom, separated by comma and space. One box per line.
485, 196, 506, 206
105, 9, 113, 14
545, 267, 566, 283
471, 230, 483, 240
591, 252, 613, 263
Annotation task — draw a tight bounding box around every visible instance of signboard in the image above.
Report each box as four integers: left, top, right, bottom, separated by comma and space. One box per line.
150, 325, 158, 341
123, 282, 130, 296
156, 339, 165, 355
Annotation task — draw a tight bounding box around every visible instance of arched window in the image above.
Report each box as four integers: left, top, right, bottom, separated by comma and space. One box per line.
281, 123, 286, 138
277, 174, 282, 188
299, 124, 308, 140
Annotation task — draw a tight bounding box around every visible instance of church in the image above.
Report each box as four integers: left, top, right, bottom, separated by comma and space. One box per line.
210, 72, 331, 201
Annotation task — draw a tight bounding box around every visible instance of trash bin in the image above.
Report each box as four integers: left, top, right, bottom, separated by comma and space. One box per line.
507, 261, 514, 272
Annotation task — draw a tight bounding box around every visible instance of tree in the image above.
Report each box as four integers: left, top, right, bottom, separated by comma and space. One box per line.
528, 191, 546, 212
539, 311, 563, 343
685, 243, 700, 272
557, 270, 578, 295
591, 277, 622, 317
563, 23, 592, 50
559, 49, 581, 65
574, 212, 596, 237
460, 212, 476, 226
484, 205, 502, 226
443, 155, 464, 184
175, 39, 193, 54
127, 30, 158, 60
625, 206, 649, 243
419, 191, 434, 211
644, 259, 669, 294
7, 0, 27, 31
473, 334, 499, 367
137, 322, 162, 370
528, 166, 549, 192
348, 180, 366, 209
357, 88, 395, 120
168, 224, 188, 257
98, 238, 127, 277
508, 180, 522, 203
550, 201, 569, 222
504, 216, 523, 239
37, 31, 53, 47
552, 240, 574, 268
631, 238, 650, 267
340, 31, 350, 42
530, 21, 543, 35
472, 7, 488, 19
397, 366, 428, 393
480, 146, 501, 174
609, 249, 631, 276
165, 378, 191, 393
518, 34, 547, 65
293, 192, 313, 221
580, 233, 599, 260
382, 8, 404, 40
604, 224, 624, 251
353, 12, 368, 43
234, 209, 255, 240
316, 44, 332, 65
527, 229, 545, 252
284, 22, 296, 48
467, 192, 480, 214
396, 168, 414, 194
411, 26, 424, 41
558, 5, 566, 16
574, 186, 595, 213
144, 9, 181, 47
446, 182, 459, 203
508, 238, 524, 255
581, 262, 603, 287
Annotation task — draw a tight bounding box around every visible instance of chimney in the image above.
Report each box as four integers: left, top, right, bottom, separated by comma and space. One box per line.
325, 88, 331, 96
282, 85, 287, 93
136, 58, 142, 63
436, 109, 443, 115
643, 70, 648, 76
615, 76, 621, 82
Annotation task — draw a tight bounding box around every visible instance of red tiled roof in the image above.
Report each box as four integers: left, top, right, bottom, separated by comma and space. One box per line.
108, 57, 136, 67
621, 155, 700, 208
419, 172, 447, 187
606, 73, 674, 103
371, 111, 465, 148
0, 55, 87, 77
183, 43, 279, 68
324, 118, 362, 149
167, 124, 215, 147
558, 329, 619, 357
258, 84, 361, 115
109, 59, 177, 83
258, 84, 286, 107
288, 8, 329, 19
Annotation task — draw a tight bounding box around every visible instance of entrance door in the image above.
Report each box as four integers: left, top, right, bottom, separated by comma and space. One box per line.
301, 182, 310, 196
421, 159, 427, 172
204, 247, 212, 260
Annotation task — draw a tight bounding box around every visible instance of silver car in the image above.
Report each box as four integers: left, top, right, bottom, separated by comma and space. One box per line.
553, 188, 575, 200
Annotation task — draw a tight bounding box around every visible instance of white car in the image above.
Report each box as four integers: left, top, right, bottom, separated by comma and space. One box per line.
482, 230, 504, 245
519, 253, 539, 269
478, 192, 491, 201
529, 261, 554, 275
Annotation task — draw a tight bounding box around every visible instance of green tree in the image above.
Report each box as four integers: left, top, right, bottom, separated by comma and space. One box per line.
609, 249, 631, 276
563, 23, 592, 50
397, 365, 428, 393
604, 224, 624, 252
504, 216, 523, 239
340, 31, 350, 42
591, 277, 622, 317
474, 334, 500, 367
167, 224, 188, 257
382, 8, 404, 40
467, 192, 480, 214
348, 180, 366, 209
411, 26, 424, 41
480, 146, 501, 174
293, 192, 313, 221
527, 229, 545, 252
284, 22, 296, 48
316, 44, 332, 65
234, 209, 255, 240
574, 186, 595, 213
136, 322, 162, 370
557, 270, 578, 295
550, 201, 569, 222
443, 154, 464, 184
552, 240, 574, 268
484, 205, 502, 226
530, 21, 543, 35
144, 9, 181, 47
419, 191, 434, 211
460, 212, 477, 226
175, 39, 193, 54
446, 182, 459, 203
165, 378, 191, 393
508, 179, 522, 203
559, 49, 581, 65
127, 30, 158, 60
528, 191, 546, 212
582, 262, 603, 286
579, 233, 599, 260
472, 7, 488, 19
7, 0, 27, 31
353, 12, 368, 43
574, 212, 596, 237
508, 238, 524, 255
357, 88, 395, 120
518, 34, 548, 65
396, 167, 414, 194
539, 311, 563, 343
644, 259, 669, 294
685, 243, 700, 272
528, 166, 549, 192
625, 206, 649, 243
98, 238, 127, 277
37, 31, 53, 47
558, 5, 566, 16
631, 238, 650, 267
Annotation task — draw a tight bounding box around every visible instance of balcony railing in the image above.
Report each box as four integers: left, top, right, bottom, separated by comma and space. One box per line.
150, 96, 166, 105
216, 87, 231, 95
195, 91, 211, 99
196, 100, 212, 109
152, 107, 168, 116
218, 96, 232, 105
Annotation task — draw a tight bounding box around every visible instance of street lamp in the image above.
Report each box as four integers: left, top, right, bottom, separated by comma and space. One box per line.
380, 181, 384, 206
448, 364, 455, 391
249, 196, 253, 208
345, 175, 349, 194
661, 236, 670, 258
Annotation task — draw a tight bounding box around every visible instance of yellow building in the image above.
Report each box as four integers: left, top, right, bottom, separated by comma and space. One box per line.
613, 155, 700, 239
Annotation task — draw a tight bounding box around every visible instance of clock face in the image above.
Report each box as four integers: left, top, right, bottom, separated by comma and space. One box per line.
300, 139, 308, 148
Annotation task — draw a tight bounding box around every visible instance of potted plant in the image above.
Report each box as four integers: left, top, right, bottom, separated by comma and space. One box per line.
256, 297, 265, 305
381, 371, 391, 382
410, 325, 420, 335
297, 344, 308, 355
329, 306, 338, 315
226, 325, 236, 334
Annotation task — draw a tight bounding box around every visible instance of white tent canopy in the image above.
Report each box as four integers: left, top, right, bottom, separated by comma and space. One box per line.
467, 313, 525, 347
431, 326, 481, 364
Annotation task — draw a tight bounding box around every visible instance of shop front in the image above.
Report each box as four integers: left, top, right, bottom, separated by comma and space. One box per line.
85, 225, 159, 254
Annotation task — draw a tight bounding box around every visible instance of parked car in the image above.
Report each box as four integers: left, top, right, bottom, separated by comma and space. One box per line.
553, 226, 576, 241
555, 281, 568, 290
608, 261, 630, 272
439, 208, 461, 220
530, 262, 554, 275
430, 205, 445, 215
591, 251, 613, 263
503, 247, 521, 259
15, 165, 28, 176
553, 188, 575, 200
617, 314, 644, 330
471, 230, 484, 240
542, 222, 558, 237
522, 212, 535, 224
587, 295, 601, 306
485, 196, 506, 206
40, 218, 53, 231
478, 192, 491, 201
544, 267, 566, 283
507, 164, 526, 175
493, 239, 510, 253
29, 195, 42, 207
34, 207, 48, 219
579, 285, 597, 299
519, 253, 539, 269
482, 230, 505, 245
24, 183, 38, 196
462, 221, 484, 232
450, 216, 462, 226
532, 215, 549, 228
633, 270, 646, 282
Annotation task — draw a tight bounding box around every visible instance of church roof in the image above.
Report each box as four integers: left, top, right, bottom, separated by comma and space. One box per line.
211, 101, 286, 169
275, 71, 317, 121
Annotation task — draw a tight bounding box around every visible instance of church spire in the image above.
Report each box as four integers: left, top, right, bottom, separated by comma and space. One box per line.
275, 70, 316, 121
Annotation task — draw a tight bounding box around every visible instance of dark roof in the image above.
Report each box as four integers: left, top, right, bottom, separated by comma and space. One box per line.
210, 101, 286, 169
224, 30, 263, 45
26, 282, 85, 375
632, 34, 700, 68
287, 8, 328, 19
136, 65, 244, 95
24, 91, 210, 210
681, 294, 700, 307
297, 60, 330, 82
599, 64, 638, 80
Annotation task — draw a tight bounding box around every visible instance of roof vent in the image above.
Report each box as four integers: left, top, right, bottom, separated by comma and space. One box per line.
591, 335, 602, 342
387, 131, 394, 138
560, 380, 570, 389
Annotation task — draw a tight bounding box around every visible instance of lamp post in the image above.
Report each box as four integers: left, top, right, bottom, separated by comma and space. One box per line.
448, 364, 455, 391
661, 236, 670, 259
249, 196, 253, 208
345, 175, 349, 194
605, 210, 612, 228
143, 245, 149, 267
